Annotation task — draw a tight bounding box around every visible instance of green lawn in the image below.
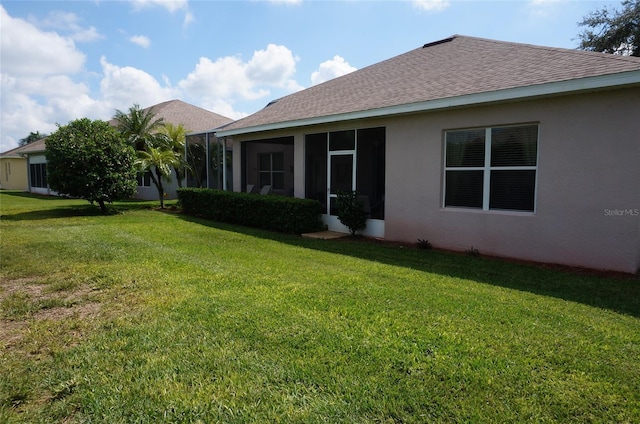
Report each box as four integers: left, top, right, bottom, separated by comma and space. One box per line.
1, 191, 639, 423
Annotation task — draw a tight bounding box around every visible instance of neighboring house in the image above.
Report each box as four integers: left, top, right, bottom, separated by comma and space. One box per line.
0, 139, 52, 195
216, 35, 640, 273
109, 99, 233, 200
8, 99, 232, 200
0, 144, 29, 191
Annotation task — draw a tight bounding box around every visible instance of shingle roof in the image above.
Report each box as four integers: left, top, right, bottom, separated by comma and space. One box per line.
219, 35, 640, 135
0, 100, 232, 156
0, 139, 47, 156
109, 99, 233, 133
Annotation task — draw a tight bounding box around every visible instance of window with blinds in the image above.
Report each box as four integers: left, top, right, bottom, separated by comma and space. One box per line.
444, 124, 538, 212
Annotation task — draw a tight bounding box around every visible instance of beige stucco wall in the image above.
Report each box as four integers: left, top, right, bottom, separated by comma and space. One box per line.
134, 174, 181, 201
0, 157, 28, 190
232, 88, 640, 273
385, 88, 639, 273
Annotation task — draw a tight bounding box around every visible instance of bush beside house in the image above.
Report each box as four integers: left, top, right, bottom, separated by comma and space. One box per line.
178, 188, 325, 234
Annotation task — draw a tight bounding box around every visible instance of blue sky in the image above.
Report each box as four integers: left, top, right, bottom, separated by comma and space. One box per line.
0, 0, 622, 151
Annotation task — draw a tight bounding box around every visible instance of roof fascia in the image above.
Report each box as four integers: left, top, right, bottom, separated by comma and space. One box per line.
216, 70, 640, 137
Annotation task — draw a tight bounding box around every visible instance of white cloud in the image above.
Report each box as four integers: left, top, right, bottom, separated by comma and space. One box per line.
183, 11, 194, 26
0, 5, 91, 151
527, 0, 562, 17
0, 72, 108, 151
71, 26, 103, 43
0, 6, 85, 76
268, 0, 303, 5
99, 57, 179, 111
311, 55, 357, 85
179, 56, 266, 101
130, 35, 151, 48
30, 10, 104, 42
179, 44, 302, 108
0, 4, 302, 152
130, 0, 189, 13
199, 99, 248, 121
0, 90, 57, 152
413, 0, 450, 12
529, 0, 561, 5
129, 0, 193, 27
246, 44, 300, 89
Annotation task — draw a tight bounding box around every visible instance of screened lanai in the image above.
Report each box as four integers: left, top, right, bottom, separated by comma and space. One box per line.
241, 136, 294, 196
185, 131, 233, 191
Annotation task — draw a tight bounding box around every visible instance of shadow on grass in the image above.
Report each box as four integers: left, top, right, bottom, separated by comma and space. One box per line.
0, 191, 63, 200
0, 192, 162, 221
176, 213, 640, 319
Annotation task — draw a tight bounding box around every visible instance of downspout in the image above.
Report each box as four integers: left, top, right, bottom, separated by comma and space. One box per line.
183, 135, 188, 187
221, 136, 227, 191
24, 154, 32, 193
205, 132, 210, 188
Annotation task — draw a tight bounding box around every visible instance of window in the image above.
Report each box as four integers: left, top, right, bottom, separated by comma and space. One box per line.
30, 163, 48, 188
444, 124, 538, 212
259, 152, 284, 190
137, 171, 152, 187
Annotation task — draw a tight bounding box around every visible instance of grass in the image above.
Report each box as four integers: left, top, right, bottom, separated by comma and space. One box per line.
1, 191, 639, 423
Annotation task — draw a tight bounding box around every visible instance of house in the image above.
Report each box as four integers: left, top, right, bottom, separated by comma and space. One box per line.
110, 99, 233, 200
0, 144, 30, 191
215, 35, 640, 274
0, 139, 51, 194
5, 99, 232, 199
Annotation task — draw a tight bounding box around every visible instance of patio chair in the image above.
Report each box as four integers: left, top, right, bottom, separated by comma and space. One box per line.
260, 185, 272, 195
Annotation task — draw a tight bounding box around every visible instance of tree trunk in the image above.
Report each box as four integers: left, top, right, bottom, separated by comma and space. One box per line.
155, 167, 165, 209
97, 199, 107, 214
174, 167, 183, 188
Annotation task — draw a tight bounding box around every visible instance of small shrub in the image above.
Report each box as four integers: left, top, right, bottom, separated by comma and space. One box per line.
416, 239, 432, 250
335, 191, 367, 236
465, 246, 480, 256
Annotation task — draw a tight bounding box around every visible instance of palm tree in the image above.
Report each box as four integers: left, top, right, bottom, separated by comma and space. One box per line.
114, 104, 174, 207
136, 145, 181, 209
159, 123, 190, 188
114, 104, 164, 152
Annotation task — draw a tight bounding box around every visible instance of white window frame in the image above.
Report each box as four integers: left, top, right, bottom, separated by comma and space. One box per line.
258, 152, 285, 190
137, 171, 152, 187
443, 123, 539, 213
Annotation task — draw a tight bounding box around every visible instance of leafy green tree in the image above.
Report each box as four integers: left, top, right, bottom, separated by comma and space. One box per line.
578, 0, 640, 56
159, 123, 190, 188
45, 118, 137, 213
136, 145, 182, 209
19, 131, 48, 146
114, 104, 164, 151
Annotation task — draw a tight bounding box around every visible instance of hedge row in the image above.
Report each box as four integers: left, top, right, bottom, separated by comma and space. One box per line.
177, 188, 325, 234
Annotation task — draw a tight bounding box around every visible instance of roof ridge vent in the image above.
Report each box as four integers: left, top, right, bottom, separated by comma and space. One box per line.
423, 36, 455, 49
